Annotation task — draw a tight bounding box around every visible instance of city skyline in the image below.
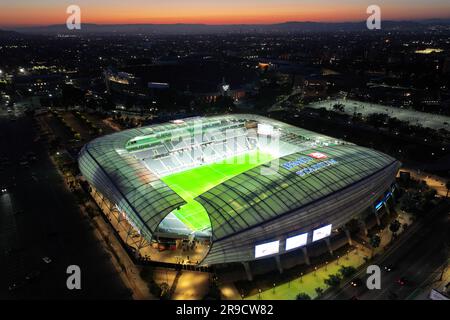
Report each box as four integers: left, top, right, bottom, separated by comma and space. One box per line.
1, 0, 450, 27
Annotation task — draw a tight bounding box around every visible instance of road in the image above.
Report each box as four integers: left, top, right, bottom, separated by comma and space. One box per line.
0, 114, 131, 299
321, 201, 450, 300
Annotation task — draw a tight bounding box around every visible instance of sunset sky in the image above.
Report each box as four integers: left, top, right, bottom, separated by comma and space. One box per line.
1, 0, 449, 27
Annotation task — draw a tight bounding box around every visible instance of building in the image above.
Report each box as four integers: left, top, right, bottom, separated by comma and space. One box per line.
104, 67, 142, 97
78, 115, 400, 278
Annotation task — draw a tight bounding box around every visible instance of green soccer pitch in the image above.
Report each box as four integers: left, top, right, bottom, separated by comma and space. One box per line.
161, 150, 274, 231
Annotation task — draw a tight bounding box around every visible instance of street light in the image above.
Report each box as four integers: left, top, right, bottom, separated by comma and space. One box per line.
325, 261, 328, 271
272, 283, 276, 294
258, 289, 261, 300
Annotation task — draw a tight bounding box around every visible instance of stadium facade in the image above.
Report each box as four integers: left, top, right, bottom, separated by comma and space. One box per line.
78, 114, 400, 268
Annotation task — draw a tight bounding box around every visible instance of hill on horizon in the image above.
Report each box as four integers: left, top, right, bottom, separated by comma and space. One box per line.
3, 19, 450, 35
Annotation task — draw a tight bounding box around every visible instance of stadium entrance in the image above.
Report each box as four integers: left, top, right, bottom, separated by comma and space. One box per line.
89, 185, 211, 266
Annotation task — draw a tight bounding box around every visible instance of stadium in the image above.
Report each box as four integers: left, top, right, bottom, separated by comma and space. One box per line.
78, 114, 400, 275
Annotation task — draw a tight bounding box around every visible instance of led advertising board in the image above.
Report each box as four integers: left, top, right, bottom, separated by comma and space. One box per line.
375, 201, 383, 210
312, 224, 332, 242
255, 240, 279, 258
285, 233, 308, 251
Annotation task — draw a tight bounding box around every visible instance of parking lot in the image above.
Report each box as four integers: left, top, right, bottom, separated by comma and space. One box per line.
309, 99, 450, 131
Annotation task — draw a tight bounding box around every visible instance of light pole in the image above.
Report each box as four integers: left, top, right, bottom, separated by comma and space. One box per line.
258, 289, 262, 300
325, 261, 328, 271
299, 272, 303, 283
272, 283, 276, 294
336, 255, 340, 265
314, 266, 317, 276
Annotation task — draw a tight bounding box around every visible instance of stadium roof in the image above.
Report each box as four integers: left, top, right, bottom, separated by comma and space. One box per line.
79, 127, 186, 241
79, 115, 397, 243
196, 144, 397, 241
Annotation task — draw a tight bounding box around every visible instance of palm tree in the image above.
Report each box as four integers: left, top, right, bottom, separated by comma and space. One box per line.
296, 293, 311, 300
369, 234, 381, 257
315, 287, 324, 297
446, 181, 450, 198
324, 274, 341, 288
389, 220, 401, 238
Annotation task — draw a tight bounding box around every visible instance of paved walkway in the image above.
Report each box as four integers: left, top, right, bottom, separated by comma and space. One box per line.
220, 206, 414, 300
171, 271, 211, 300
244, 247, 370, 300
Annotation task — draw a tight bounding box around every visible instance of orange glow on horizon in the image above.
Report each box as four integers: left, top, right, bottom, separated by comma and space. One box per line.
1, 3, 450, 27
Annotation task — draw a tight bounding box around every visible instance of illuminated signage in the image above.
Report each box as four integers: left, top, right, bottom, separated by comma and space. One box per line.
285, 233, 308, 251
312, 224, 332, 242
282, 156, 312, 170
296, 159, 338, 177
255, 240, 279, 258
282, 152, 337, 177
375, 201, 383, 210
308, 152, 328, 159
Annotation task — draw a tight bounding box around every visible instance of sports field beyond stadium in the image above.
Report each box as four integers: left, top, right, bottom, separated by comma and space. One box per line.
161, 150, 274, 231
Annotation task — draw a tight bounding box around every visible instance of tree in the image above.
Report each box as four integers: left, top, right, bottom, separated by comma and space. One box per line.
160, 282, 170, 300
366, 113, 388, 128
369, 234, 381, 256
324, 274, 341, 288
314, 287, 324, 297
339, 266, 357, 279
204, 280, 222, 300
296, 293, 311, 300
446, 181, 450, 198
389, 220, 401, 237
423, 189, 437, 202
